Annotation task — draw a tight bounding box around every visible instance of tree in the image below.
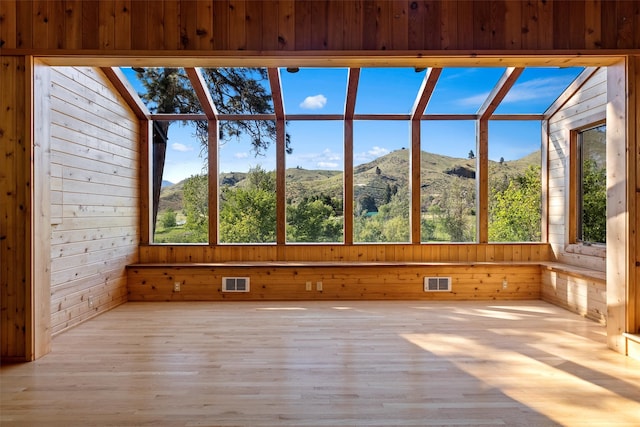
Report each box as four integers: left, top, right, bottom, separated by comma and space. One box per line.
287, 198, 342, 242
489, 165, 541, 242
581, 159, 606, 243
468, 150, 475, 159
135, 67, 287, 235
499, 157, 505, 165
160, 209, 177, 229
182, 174, 209, 242
440, 177, 475, 242
356, 194, 378, 214
219, 166, 277, 243
354, 192, 409, 242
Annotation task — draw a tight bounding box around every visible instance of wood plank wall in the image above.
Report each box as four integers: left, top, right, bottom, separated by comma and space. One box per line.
0, 57, 30, 360
138, 243, 551, 264
127, 263, 542, 302
47, 67, 140, 336
0, 1, 639, 52
2, 0, 640, 360
547, 67, 607, 271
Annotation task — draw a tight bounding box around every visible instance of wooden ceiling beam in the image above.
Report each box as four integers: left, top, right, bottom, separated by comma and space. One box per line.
411, 68, 442, 120
101, 67, 150, 120
185, 68, 218, 120
477, 67, 524, 120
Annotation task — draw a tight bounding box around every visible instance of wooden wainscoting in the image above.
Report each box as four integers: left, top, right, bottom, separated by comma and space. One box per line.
127, 261, 541, 301
137, 243, 552, 263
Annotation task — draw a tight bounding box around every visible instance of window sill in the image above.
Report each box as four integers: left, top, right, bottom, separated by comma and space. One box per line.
565, 243, 606, 259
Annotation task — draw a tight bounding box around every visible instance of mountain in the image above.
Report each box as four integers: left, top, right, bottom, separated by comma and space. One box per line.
161, 180, 174, 188
158, 149, 539, 213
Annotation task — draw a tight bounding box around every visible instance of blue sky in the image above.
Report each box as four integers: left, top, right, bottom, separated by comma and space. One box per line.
122, 66, 583, 183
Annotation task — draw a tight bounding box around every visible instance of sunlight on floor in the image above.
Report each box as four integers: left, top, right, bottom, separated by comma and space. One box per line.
402, 332, 640, 426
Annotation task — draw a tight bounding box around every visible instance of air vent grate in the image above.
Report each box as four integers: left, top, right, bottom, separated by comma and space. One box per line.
222, 277, 250, 292
424, 277, 452, 292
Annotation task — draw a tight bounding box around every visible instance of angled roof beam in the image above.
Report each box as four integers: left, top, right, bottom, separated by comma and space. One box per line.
101, 67, 150, 120
477, 67, 524, 120
410, 68, 442, 120
345, 68, 360, 120
185, 68, 218, 120
267, 68, 285, 120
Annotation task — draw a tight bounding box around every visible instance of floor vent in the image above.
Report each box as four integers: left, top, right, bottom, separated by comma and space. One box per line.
222, 277, 250, 292
424, 277, 452, 292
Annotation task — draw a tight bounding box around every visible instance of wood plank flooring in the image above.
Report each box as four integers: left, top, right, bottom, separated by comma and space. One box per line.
2, 301, 640, 426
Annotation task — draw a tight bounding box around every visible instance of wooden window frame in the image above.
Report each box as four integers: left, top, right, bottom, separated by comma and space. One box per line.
567, 118, 607, 257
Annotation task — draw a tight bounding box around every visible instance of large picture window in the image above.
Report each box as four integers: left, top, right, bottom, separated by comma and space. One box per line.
119, 65, 585, 246
577, 124, 606, 244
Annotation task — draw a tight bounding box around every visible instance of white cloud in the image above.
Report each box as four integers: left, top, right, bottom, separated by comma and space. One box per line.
502, 77, 571, 103
317, 161, 339, 168
321, 148, 341, 161
457, 92, 490, 107
171, 142, 192, 152
457, 76, 575, 107
234, 152, 249, 159
288, 148, 342, 170
300, 94, 327, 110
368, 146, 390, 157
354, 146, 390, 163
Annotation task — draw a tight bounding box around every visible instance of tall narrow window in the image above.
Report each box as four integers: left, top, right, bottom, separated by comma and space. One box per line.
353, 121, 410, 243
421, 121, 477, 242
578, 124, 606, 244
488, 121, 542, 242
153, 120, 209, 244
285, 121, 344, 243
218, 121, 277, 244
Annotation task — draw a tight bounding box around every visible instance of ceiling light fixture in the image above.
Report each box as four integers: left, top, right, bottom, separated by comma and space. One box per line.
131, 67, 145, 73
414, 67, 427, 73
286, 67, 300, 73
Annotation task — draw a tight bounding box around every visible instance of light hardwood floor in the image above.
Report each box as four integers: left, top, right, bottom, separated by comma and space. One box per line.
2, 300, 640, 426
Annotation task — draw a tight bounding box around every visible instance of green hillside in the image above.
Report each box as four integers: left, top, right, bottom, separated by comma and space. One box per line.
158, 149, 540, 213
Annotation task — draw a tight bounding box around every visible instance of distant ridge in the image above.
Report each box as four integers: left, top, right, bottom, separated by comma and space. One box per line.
158, 149, 539, 213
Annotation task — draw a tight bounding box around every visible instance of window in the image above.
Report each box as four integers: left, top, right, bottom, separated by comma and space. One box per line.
488, 121, 542, 243
119, 65, 587, 246
286, 121, 344, 243
577, 124, 606, 244
153, 120, 209, 244
353, 121, 410, 243
218, 121, 277, 244
421, 121, 477, 242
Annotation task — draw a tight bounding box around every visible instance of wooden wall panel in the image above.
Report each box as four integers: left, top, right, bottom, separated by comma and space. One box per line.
606, 60, 631, 353
81, 1, 99, 50
0, 57, 29, 361
47, 66, 140, 336
2, 1, 640, 52
127, 263, 541, 302
547, 68, 607, 270
164, 0, 181, 50
541, 269, 606, 323
0, 1, 17, 49
137, 243, 551, 264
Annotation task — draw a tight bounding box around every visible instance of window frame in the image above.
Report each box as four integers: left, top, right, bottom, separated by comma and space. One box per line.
138, 66, 590, 247
568, 118, 607, 255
